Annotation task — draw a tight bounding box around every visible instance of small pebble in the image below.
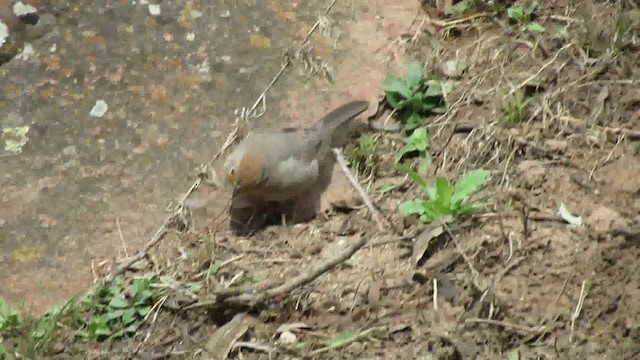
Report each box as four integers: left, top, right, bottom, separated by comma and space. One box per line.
148, 4, 161, 16
89, 100, 108, 117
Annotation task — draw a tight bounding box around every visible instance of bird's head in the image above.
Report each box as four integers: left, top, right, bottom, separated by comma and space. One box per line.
223, 150, 265, 190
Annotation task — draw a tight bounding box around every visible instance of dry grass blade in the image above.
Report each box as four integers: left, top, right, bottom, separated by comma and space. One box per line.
332, 148, 389, 231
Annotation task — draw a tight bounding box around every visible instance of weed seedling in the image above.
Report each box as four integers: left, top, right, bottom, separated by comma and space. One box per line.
396, 127, 431, 174
0, 299, 21, 332
398, 167, 490, 224
447, 0, 474, 16
76, 273, 159, 340
507, 2, 545, 33
382, 63, 451, 130
502, 90, 531, 125
346, 134, 380, 178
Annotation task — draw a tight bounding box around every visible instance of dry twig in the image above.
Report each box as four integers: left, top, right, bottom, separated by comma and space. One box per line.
185, 236, 367, 309
332, 148, 386, 229
227, 236, 367, 304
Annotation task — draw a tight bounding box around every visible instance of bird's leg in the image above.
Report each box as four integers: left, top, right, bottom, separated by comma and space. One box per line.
290, 196, 312, 224
279, 198, 298, 226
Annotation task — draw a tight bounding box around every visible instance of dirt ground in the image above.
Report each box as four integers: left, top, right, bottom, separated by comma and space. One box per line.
4, 0, 640, 359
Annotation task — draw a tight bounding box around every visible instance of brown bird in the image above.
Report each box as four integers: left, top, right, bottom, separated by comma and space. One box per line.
222, 100, 369, 203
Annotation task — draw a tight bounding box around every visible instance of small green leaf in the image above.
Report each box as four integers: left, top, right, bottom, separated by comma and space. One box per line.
451, 169, 490, 205
325, 331, 358, 346
78, 294, 94, 306
121, 308, 137, 325
124, 323, 139, 333
417, 157, 431, 175
448, 0, 473, 15
405, 113, 422, 130
525, 22, 545, 33
420, 210, 440, 223
457, 203, 479, 216
406, 63, 424, 89
425, 184, 437, 200
397, 127, 429, 161
108, 296, 129, 309
107, 309, 124, 320
398, 199, 425, 216
94, 327, 112, 337
137, 306, 151, 317
396, 163, 426, 188
440, 81, 454, 95
130, 280, 148, 300
396, 143, 418, 163
382, 75, 412, 99
434, 177, 453, 206
424, 80, 445, 97
507, 7, 524, 22
408, 94, 427, 113
398, 96, 413, 108
0, 299, 21, 330
385, 92, 403, 109
382, 75, 405, 93
88, 315, 112, 338
408, 127, 429, 151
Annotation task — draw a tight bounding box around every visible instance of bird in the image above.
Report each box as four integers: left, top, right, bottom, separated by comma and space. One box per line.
222, 100, 369, 204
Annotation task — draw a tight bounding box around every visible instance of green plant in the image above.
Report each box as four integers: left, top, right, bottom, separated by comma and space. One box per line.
502, 90, 531, 125
0, 297, 78, 356
396, 127, 431, 174
0, 299, 21, 332
78, 274, 157, 339
507, 2, 545, 33
447, 0, 474, 15
382, 63, 451, 130
398, 168, 490, 224
346, 134, 380, 177
1, 276, 162, 356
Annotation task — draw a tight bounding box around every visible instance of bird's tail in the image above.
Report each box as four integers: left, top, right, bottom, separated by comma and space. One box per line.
314, 100, 369, 133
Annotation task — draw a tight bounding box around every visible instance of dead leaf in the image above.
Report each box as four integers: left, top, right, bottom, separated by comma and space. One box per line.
204, 313, 253, 360
411, 224, 445, 267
